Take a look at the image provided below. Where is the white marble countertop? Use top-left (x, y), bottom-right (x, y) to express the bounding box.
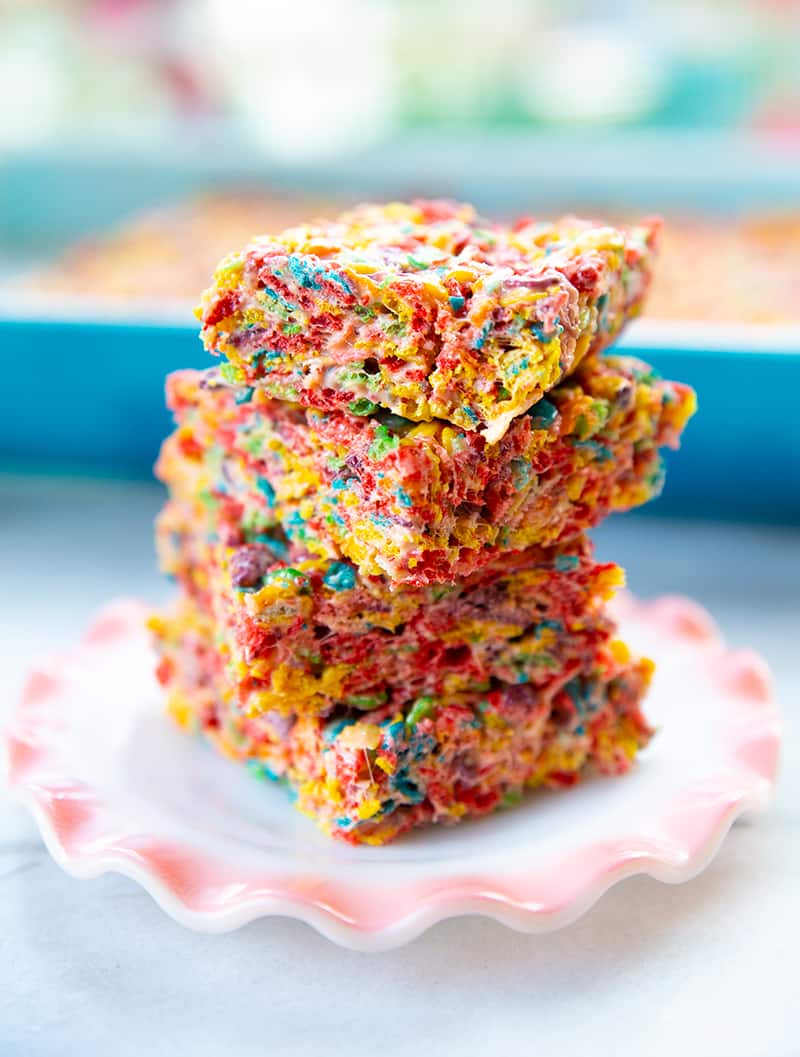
top-left (1, 474), bottom-right (798, 1057)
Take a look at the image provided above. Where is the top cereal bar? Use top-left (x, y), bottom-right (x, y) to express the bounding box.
top-left (198, 200), bottom-right (658, 442)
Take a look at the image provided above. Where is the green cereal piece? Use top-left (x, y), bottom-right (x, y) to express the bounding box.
top-left (368, 424), bottom-right (400, 461)
top-left (197, 490), bottom-right (217, 510)
top-left (405, 695), bottom-right (436, 728)
top-left (214, 255), bottom-right (244, 281)
top-left (348, 398), bottom-right (379, 416)
top-left (574, 414), bottom-right (590, 439)
top-left (590, 399), bottom-right (610, 428)
top-left (220, 362), bottom-right (245, 385)
top-left (346, 692), bottom-right (389, 710)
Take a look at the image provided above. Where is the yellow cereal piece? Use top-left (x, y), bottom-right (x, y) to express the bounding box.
top-left (617, 720), bottom-right (642, 761)
top-left (442, 619), bottom-right (524, 644)
top-left (573, 330), bottom-right (593, 365)
top-left (609, 638), bottom-right (631, 664)
top-left (146, 612), bottom-right (167, 637)
top-left (296, 780), bottom-right (326, 819)
top-left (246, 662), bottom-right (352, 715)
top-left (337, 723), bottom-right (382, 751)
top-left (526, 741), bottom-right (589, 786)
top-left (357, 798), bottom-right (381, 821)
top-left (639, 656), bottom-right (655, 680)
top-left (360, 832), bottom-right (390, 847)
top-left (231, 658), bottom-right (250, 681)
top-left (439, 426), bottom-right (461, 454)
top-left (407, 422), bottom-right (441, 441)
top-left (596, 565), bottom-right (626, 598)
top-left (213, 254), bottom-right (244, 283)
top-left (483, 712), bottom-right (510, 732)
top-left (347, 260), bottom-right (380, 275)
top-left (215, 734), bottom-right (245, 762)
top-left (166, 691), bottom-right (194, 731)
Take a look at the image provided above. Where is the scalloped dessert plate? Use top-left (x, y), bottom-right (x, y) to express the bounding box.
top-left (5, 595), bottom-right (780, 951)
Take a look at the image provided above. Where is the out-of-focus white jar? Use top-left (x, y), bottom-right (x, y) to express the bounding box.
top-left (200, 0), bottom-right (396, 160)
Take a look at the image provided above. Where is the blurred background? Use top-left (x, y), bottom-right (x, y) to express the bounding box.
top-left (3, 0), bottom-right (800, 243)
top-left (0, 0), bottom-right (799, 519)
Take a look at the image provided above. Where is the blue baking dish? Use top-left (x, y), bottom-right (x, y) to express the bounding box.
top-left (619, 327), bottom-right (800, 523)
top-left (3, 136), bottom-right (799, 521)
top-left (0, 312), bottom-right (203, 478)
top-left (2, 307), bottom-right (798, 522)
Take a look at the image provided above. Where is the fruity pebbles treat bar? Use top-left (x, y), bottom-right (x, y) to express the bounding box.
top-left (151, 198), bottom-right (695, 845)
top-left (154, 505), bottom-right (629, 720)
top-left (151, 585), bottom-right (652, 846)
top-left (14, 190), bottom-right (339, 302)
top-left (199, 200), bottom-right (659, 442)
top-left (159, 354), bottom-right (694, 585)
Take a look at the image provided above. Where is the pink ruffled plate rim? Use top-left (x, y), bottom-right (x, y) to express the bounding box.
top-left (4, 595), bottom-right (782, 951)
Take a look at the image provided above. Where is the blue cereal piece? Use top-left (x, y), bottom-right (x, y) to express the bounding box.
top-left (256, 477), bottom-right (275, 505)
top-left (323, 561), bottom-right (357, 591)
top-left (554, 554), bottom-right (580, 572)
top-left (527, 398), bottom-right (558, 429)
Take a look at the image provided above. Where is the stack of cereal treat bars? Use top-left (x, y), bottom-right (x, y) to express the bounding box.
top-left (150, 200), bottom-right (696, 845)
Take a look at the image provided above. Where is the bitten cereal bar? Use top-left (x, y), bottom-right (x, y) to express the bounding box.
top-left (199, 200), bottom-right (659, 441)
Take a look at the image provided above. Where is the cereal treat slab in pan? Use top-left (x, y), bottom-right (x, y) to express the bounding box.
top-left (158, 354), bottom-right (694, 585)
top-left (199, 200), bottom-right (659, 441)
top-left (151, 597), bottom-right (652, 845)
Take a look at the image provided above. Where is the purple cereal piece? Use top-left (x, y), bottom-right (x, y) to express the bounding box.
top-left (229, 544), bottom-right (275, 588)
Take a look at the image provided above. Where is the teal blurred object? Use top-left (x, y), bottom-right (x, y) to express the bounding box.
top-left (2, 316), bottom-right (798, 523)
top-left (4, 132), bottom-right (800, 254)
top-left (0, 318), bottom-right (206, 477)
top-left (620, 342), bottom-right (800, 524)
top-left (3, 142), bottom-right (799, 520)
